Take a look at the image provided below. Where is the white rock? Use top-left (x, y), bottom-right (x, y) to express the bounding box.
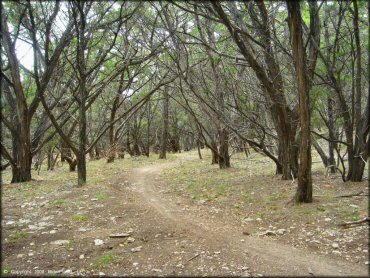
top-left (256, 218), bottom-right (262, 221)
top-left (49, 230), bottom-right (57, 234)
top-left (126, 237), bottom-right (135, 243)
top-left (19, 219), bottom-right (31, 224)
top-left (276, 229), bottom-right (286, 235)
top-left (259, 230), bottom-right (276, 236)
top-left (6, 221), bottom-right (15, 225)
top-left (332, 243), bottom-right (339, 249)
top-left (28, 253), bottom-right (34, 256)
top-left (50, 240), bottom-right (70, 246)
top-left (79, 254), bottom-right (85, 259)
top-left (64, 269), bottom-right (72, 274)
top-left (131, 246), bottom-right (142, 252)
top-left (28, 225), bottom-right (39, 230)
top-left (324, 218), bottom-right (332, 222)
top-left (365, 261), bottom-right (369, 265)
top-left (91, 198), bottom-right (98, 201)
top-left (17, 254), bottom-right (24, 258)
top-left (94, 239), bottom-right (104, 246)
top-left (133, 262), bottom-right (139, 266)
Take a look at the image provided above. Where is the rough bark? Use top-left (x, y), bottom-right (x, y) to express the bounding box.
top-left (287, 1), bottom-right (313, 203)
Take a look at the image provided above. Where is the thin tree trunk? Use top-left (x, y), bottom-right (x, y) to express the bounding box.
top-left (159, 86), bottom-right (169, 159)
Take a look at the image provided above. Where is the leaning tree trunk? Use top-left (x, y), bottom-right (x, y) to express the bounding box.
top-left (159, 86), bottom-right (169, 159)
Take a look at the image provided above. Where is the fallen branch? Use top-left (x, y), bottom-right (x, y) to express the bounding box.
top-left (336, 191), bottom-right (366, 198)
top-left (187, 253), bottom-right (200, 262)
top-left (339, 217), bottom-right (370, 227)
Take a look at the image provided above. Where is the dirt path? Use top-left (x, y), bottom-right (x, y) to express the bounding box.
top-left (128, 157), bottom-right (367, 277)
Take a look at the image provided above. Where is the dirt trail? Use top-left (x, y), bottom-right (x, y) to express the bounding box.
top-left (129, 157), bottom-right (368, 277)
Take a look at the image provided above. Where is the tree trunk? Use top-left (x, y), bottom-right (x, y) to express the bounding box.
top-left (327, 95), bottom-right (336, 173)
top-left (218, 128), bottom-right (230, 169)
top-left (197, 138), bottom-right (202, 159)
top-left (210, 140), bottom-right (219, 164)
top-left (159, 86), bottom-right (169, 159)
top-left (76, 5), bottom-right (87, 187)
top-left (287, 1), bottom-right (313, 203)
top-left (279, 133), bottom-right (298, 180)
top-left (11, 122), bottom-right (32, 183)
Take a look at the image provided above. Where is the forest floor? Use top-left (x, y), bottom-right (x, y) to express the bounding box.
top-left (1, 150), bottom-right (369, 277)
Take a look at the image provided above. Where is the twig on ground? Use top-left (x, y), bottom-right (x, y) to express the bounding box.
top-left (338, 217), bottom-right (370, 228)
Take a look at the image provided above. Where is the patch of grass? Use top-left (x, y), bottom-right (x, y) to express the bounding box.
top-left (294, 204), bottom-right (314, 215)
top-left (241, 191), bottom-right (256, 204)
top-left (95, 191), bottom-right (109, 200)
top-left (71, 214), bottom-right (88, 222)
top-left (6, 231), bottom-right (28, 243)
top-left (93, 252), bottom-right (117, 269)
top-left (317, 205), bottom-right (326, 212)
top-left (2, 266), bottom-right (12, 276)
top-left (339, 207), bottom-right (360, 221)
top-left (51, 199), bottom-right (65, 206)
top-left (267, 192), bottom-right (286, 202)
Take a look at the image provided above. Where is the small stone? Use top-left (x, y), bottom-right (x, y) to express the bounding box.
top-left (126, 237), bottom-right (135, 243)
top-left (79, 254), bottom-right (85, 259)
top-left (28, 225), bottom-right (38, 230)
top-left (91, 198), bottom-right (98, 201)
top-left (365, 261), bottom-right (369, 265)
top-left (277, 229), bottom-right (286, 235)
top-left (6, 221), bottom-right (15, 225)
top-left (259, 230), bottom-right (276, 236)
top-left (49, 230), bottom-right (57, 234)
top-left (133, 262), bottom-right (139, 266)
top-left (64, 269), bottom-right (72, 274)
top-left (256, 218), bottom-right (262, 221)
top-left (50, 240), bottom-right (70, 246)
top-left (131, 246), bottom-right (142, 252)
top-left (332, 243), bottom-right (339, 249)
top-left (28, 253), bottom-right (34, 256)
top-left (240, 239), bottom-right (245, 242)
top-left (17, 254), bottom-right (24, 258)
top-left (332, 250), bottom-right (341, 255)
top-left (324, 218), bottom-right (332, 222)
top-left (30, 242), bottom-right (35, 246)
top-left (94, 239), bottom-right (104, 246)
